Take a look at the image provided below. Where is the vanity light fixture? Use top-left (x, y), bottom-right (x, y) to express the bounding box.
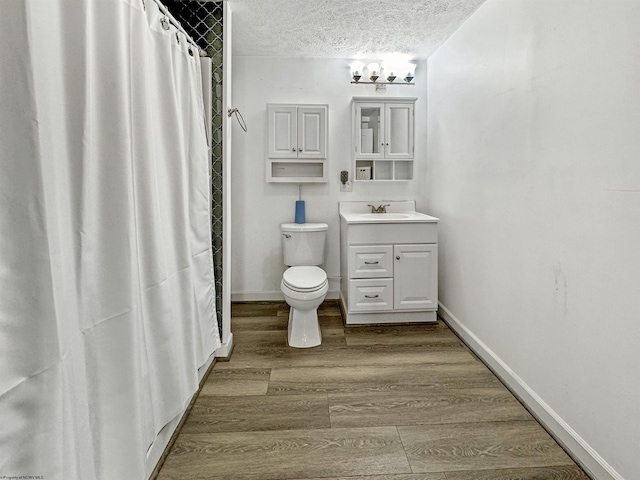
top-left (350, 60), bottom-right (415, 85)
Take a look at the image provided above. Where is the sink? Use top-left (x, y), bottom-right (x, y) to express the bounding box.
top-left (340, 201), bottom-right (440, 225)
top-left (359, 213), bottom-right (412, 220)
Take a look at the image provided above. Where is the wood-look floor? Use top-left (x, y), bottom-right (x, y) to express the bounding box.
top-left (156, 301), bottom-right (590, 480)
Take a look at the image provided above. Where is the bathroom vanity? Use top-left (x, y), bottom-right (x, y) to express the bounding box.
top-left (339, 201), bottom-right (439, 325)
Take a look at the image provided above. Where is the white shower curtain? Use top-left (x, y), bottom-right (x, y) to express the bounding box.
top-left (0, 1), bottom-right (220, 478)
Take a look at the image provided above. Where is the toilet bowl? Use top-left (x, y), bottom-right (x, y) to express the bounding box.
top-left (281, 265), bottom-right (328, 348)
top-left (280, 222), bottom-right (328, 348)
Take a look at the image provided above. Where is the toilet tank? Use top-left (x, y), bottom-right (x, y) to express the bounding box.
top-left (281, 223), bottom-right (328, 266)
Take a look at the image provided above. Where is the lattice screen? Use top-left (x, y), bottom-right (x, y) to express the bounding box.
top-left (164, 0), bottom-right (224, 333)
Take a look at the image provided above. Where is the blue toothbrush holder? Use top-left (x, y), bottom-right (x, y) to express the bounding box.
top-left (295, 200), bottom-right (305, 224)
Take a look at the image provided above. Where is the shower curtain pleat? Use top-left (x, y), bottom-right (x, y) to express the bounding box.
top-left (0, 1), bottom-right (221, 478)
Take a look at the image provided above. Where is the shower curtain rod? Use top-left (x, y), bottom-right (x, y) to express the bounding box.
top-left (147, 0), bottom-right (208, 57)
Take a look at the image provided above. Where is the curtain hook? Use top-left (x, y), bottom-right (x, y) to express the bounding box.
top-left (160, 17), bottom-right (170, 31)
top-left (141, 0), bottom-right (145, 10)
top-left (176, 32), bottom-right (180, 44)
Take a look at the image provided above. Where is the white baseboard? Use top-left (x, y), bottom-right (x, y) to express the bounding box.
top-left (325, 290), bottom-right (340, 300)
top-left (214, 333), bottom-right (234, 359)
top-left (438, 302), bottom-right (624, 480)
top-left (231, 278), bottom-right (341, 302)
top-left (231, 290), bottom-right (284, 302)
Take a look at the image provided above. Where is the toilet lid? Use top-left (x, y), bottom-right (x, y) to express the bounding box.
top-left (283, 266), bottom-right (327, 292)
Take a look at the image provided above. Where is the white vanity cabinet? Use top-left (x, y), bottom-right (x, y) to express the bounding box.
top-left (267, 104), bottom-right (328, 183)
top-left (352, 97), bottom-right (416, 181)
top-left (339, 202), bottom-right (439, 325)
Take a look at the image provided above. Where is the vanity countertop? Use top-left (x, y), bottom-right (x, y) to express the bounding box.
top-left (339, 200), bottom-right (439, 224)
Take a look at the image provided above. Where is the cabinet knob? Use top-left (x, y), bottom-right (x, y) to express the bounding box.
top-left (396, 256), bottom-right (400, 260)
top-left (291, 148), bottom-right (296, 151)
top-left (298, 148), bottom-right (302, 152)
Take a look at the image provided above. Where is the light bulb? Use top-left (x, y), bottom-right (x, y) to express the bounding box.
top-left (367, 63), bottom-right (380, 82)
top-left (350, 61), bottom-right (364, 82)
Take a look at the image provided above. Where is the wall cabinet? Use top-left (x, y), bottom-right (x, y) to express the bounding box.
top-left (352, 97), bottom-right (416, 181)
top-left (267, 104), bottom-right (327, 182)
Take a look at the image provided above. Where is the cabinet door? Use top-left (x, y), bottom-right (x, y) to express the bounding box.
top-left (298, 106), bottom-right (327, 158)
top-left (355, 103), bottom-right (385, 158)
top-left (393, 244), bottom-right (437, 310)
top-left (385, 103), bottom-right (414, 159)
top-left (268, 105), bottom-right (297, 158)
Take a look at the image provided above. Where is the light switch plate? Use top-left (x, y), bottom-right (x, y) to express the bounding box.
top-left (340, 180), bottom-right (353, 192)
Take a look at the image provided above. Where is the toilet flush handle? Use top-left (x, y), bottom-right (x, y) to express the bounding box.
top-left (282, 233), bottom-right (291, 239)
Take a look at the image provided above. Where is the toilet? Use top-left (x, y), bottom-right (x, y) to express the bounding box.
top-left (280, 222), bottom-right (329, 348)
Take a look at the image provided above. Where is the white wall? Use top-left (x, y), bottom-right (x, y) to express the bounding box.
top-left (231, 57), bottom-right (428, 300)
top-left (426, 1), bottom-right (640, 479)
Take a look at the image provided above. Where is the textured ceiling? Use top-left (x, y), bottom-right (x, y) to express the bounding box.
top-left (226, 0), bottom-right (486, 58)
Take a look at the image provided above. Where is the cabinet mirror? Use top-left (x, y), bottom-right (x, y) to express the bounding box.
top-left (360, 106), bottom-right (381, 154)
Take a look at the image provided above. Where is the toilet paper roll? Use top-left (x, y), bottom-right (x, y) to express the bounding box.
top-left (295, 200), bottom-right (305, 224)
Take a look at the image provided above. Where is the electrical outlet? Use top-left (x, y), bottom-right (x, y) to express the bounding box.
top-left (340, 180), bottom-right (353, 192)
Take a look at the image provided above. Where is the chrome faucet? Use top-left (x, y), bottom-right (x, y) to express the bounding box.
top-left (367, 204), bottom-right (390, 213)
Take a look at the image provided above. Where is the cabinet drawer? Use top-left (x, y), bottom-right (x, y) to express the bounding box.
top-left (348, 279), bottom-right (393, 312)
top-left (348, 245), bottom-right (393, 278)
top-left (348, 223), bottom-right (437, 244)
